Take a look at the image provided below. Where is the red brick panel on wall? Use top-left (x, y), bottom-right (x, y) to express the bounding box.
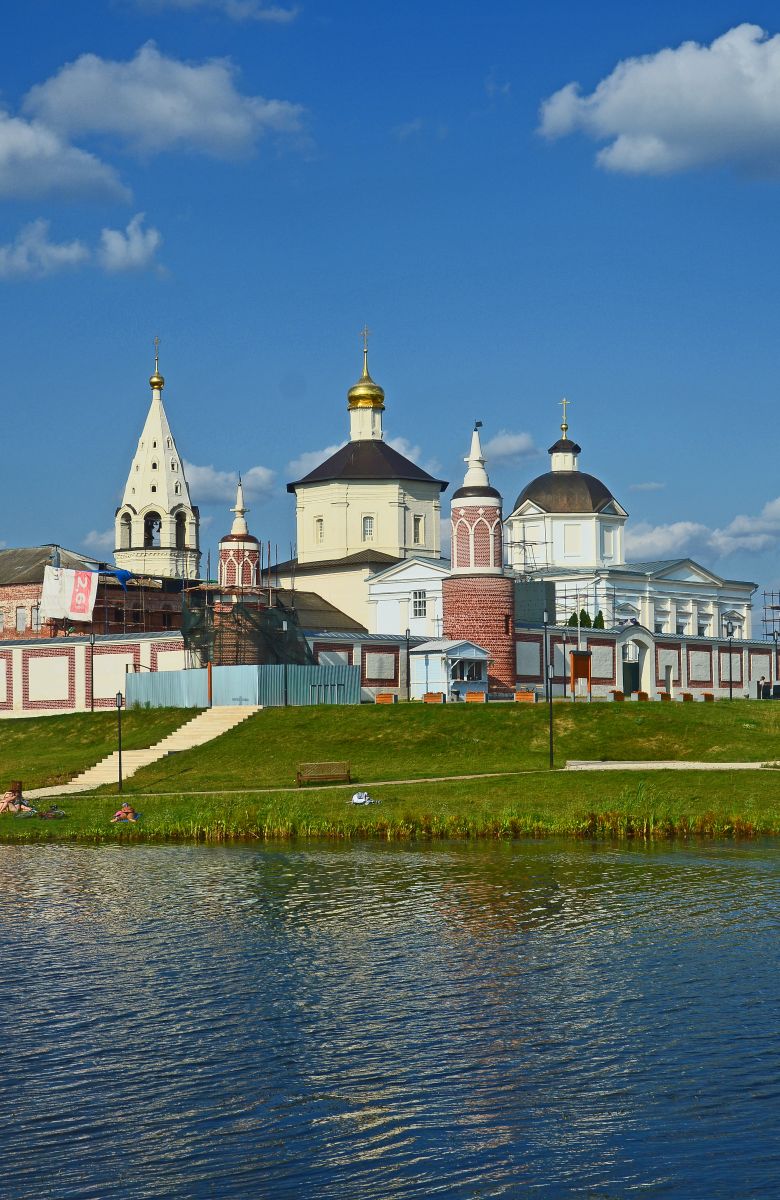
top-left (86, 642), bottom-right (141, 709)
top-left (23, 645), bottom-right (76, 711)
top-left (586, 637), bottom-right (616, 685)
top-left (719, 647), bottom-right (743, 687)
top-left (361, 645), bottom-right (399, 687)
top-left (655, 642), bottom-right (681, 687)
top-left (0, 650), bottom-right (12, 711)
top-left (150, 639), bottom-right (185, 672)
top-left (313, 642), bottom-right (354, 666)
top-left (686, 647), bottom-right (713, 687)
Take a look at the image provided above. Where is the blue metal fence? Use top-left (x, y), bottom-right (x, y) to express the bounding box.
top-left (127, 664), bottom-right (360, 709)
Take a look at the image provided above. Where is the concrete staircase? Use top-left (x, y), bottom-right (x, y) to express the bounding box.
top-left (27, 706), bottom-right (261, 800)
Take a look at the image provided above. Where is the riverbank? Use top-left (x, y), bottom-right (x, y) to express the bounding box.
top-left (3, 767), bottom-right (779, 843)
top-left (3, 703), bottom-right (780, 844)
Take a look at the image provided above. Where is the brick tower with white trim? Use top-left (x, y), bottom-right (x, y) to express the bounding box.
top-left (442, 424), bottom-right (515, 691)
top-left (218, 478), bottom-right (260, 589)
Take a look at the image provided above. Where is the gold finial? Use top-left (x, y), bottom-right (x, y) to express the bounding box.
top-left (348, 326), bottom-right (384, 410)
top-left (149, 334), bottom-right (165, 390)
top-left (559, 396), bottom-right (570, 438)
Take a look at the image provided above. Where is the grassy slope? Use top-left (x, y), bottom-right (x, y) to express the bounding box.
top-left (0, 709), bottom-right (191, 790)
top-left (2, 702), bottom-right (779, 844)
top-left (111, 701), bottom-right (780, 795)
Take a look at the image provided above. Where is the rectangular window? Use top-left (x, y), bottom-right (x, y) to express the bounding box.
top-left (412, 590), bottom-right (427, 618)
top-left (362, 515), bottom-right (374, 542)
top-left (314, 518), bottom-right (324, 544)
top-left (654, 621), bottom-right (666, 634)
top-left (676, 620), bottom-right (687, 636)
top-left (16, 607), bottom-right (27, 633)
top-left (31, 605), bottom-right (41, 632)
top-left (413, 515), bottom-right (424, 545)
top-left (697, 621), bottom-right (710, 638)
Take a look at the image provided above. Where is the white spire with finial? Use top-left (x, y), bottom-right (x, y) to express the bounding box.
top-left (230, 475), bottom-right (249, 537)
top-left (463, 420), bottom-right (491, 489)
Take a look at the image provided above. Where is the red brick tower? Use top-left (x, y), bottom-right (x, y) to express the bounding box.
top-left (218, 478), bottom-right (260, 589)
top-left (442, 424), bottom-right (515, 690)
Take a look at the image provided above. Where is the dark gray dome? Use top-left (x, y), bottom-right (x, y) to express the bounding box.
top-left (513, 470), bottom-right (615, 514)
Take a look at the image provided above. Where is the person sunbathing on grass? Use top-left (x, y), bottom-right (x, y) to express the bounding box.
top-left (111, 803), bottom-right (139, 823)
top-left (0, 785), bottom-right (35, 815)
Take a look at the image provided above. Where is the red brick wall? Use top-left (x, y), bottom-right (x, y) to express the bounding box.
top-left (442, 575), bottom-right (515, 690)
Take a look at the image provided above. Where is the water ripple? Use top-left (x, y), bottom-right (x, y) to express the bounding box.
top-left (0, 840), bottom-right (778, 1198)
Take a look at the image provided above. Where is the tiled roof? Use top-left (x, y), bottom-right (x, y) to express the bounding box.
top-left (287, 440), bottom-right (447, 492)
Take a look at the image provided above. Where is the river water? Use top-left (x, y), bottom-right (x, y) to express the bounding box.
top-left (0, 839), bottom-right (777, 1199)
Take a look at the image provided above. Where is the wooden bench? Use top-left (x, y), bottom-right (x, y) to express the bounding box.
top-left (423, 692), bottom-right (446, 704)
top-left (514, 690), bottom-right (536, 703)
top-left (296, 761), bottom-right (351, 787)
top-left (465, 691), bottom-right (487, 703)
top-left (374, 693), bottom-right (397, 704)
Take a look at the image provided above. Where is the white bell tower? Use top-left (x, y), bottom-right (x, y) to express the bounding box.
top-left (114, 340), bottom-right (201, 579)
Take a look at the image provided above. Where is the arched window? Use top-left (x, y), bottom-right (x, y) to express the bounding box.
top-left (473, 519), bottom-right (491, 565)
top-left (171, 461), bottom-right (177, 471)
top-left (175, 483), bottom-right (181, 495)
top-left (166, 438), bottom-right (172, 448)
top-left (175, 512), bottom-right (187, 550)
top-left (150, 485), bottom-right (157, 493)
top-left (151, 461), bottom-right (158, 470)
top-left (144, 512), bottom-right (162, 548)
top-left (241, 560), bottom-right (252, 585)
top-left (120, 513), bottom-right (132, 550)
top-left (362, 515), bottom-right (374, 542)
top-left (226, 560), bottom-right (237, 586)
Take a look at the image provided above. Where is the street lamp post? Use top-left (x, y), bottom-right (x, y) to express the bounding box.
top-left (89, 631), bottom-right (96, 712)
top-left (544, 610), bottom-right (554, 768)
top-left (115, 691), bottom-right (124, 792)
top-left (726, 620), bottom-right (735, 701)
top-left (773, 630), bottom-right (780, 696)
top-left (405, 628), bottom-right (411, 701)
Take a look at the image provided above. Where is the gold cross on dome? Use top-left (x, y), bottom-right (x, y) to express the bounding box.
top-left (559, 396), bottom-right (571, 434)
top-left (360, 324), bottom-right (371, 352)
top-left (154, 334), bottom-right (160, 371)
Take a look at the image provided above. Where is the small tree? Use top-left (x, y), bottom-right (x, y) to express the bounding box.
top-left (579, 608), bottom-right (592, 628)
top-left (593, 610), bottom-right (605, 629)
top-left (567, 611), bottom-right (579, 626)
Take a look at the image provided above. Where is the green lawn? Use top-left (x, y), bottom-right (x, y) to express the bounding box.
top-left (0, 709), bottom-right (191, 791)
top-left (110, 700), bottom-right (780, 795)
top-left (2, 701), bottom-right (780, 844)
top-left (1, 767), bottom-right (778, 843)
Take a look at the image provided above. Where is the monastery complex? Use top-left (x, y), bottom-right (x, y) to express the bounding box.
top-left (0, 338), bottom-right (770, 714)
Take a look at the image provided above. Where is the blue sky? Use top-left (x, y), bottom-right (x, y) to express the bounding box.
top-left (5, 1), bottom-right (780, 596)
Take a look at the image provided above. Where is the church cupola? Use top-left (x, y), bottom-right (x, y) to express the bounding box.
top-left (443, 423), bottom-right (515, 692)
top-left (114, 339), bottom-right (201, 580)
top-left (218, 477), bottom-right (260, 590)
top-left (548, 397), bottom-right (582, 472)
top-left (348, 326), bottom-right (385, 441)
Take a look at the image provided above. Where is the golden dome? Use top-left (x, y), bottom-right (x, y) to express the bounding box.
top-left (347, 347), bottom-right (385, 410)
top-left (149, 369), bottom-right (165, 390)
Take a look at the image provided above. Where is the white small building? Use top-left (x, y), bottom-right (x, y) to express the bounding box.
top-left (368, 556), bottom-right (450, 637)
top-left (409, 638), bottom-right (489, 701)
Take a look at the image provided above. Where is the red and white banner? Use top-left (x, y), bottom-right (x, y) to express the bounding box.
top-left (39, 567), bottom-right (99, 624)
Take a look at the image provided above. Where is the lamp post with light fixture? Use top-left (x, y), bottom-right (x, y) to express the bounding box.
top-left (726, 621), bottom-right (735, 701)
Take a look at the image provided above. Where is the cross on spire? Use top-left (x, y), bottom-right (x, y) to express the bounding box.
top-left (360, 324), bottom-right (371, 352)
top-left (559, 395), bottom-right (571, 436)
top-left (153, 335), bottom-right (160, 372)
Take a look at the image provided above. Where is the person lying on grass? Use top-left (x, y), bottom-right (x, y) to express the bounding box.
top-left (111, 803), bottom-right (140, 823)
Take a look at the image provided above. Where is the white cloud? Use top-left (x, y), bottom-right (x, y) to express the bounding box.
top-left (286, 443), bottom-right (345, 479)
top-left (98, 213), bottom-right (162, 272)
top-left (539, 23), bottom-right (780, 176)
top-left (24, 41), bottom-right (304, 157)
top-left (0, 112), bottom-right (128, 200)
top-left (183, 461), bottom-right (275, 503)
top-left (140, 0), bottom-right (298, 20)
top-left (0, 220), bottom-right (89, 279)
top-left (625, 520), bottom-right (710, 560)
top-left (386, 435), bottom-right (423, 462)
top-left (485, 70), bottom-right (511, 100)
top-left (629, 481), bottom-right (665, 492)
top-left (83, 528), bottom-right (116, 552)
top-left (482, 430), bottom-right (539, 463)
